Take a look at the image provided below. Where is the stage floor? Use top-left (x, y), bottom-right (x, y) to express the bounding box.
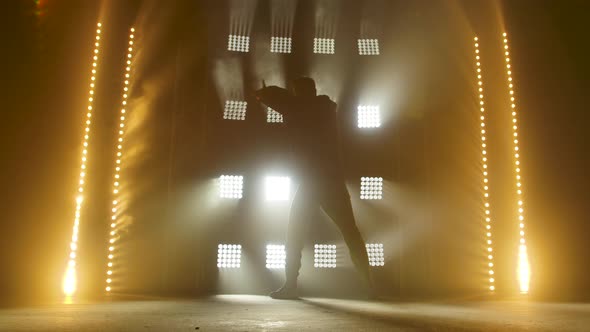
top-left (0, 295), bottom-right (589, 331)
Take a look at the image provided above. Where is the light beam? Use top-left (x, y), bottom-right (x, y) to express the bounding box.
top-left (502, 33), bottom-right (530, 295)
top-left (105, 27), bottom-right (136, 293)
top-left (473, 37), bottom-right (495, 292)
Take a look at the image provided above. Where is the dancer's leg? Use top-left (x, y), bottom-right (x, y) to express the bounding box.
top-left (320, 180), bottom-right (373, 289)
top-left (271, 182), bottom-right (317, 299)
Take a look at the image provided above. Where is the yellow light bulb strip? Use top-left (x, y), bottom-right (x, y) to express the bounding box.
top-left (473, 37), bottom-right (495, 292)
top-left (62, 22), bottom-right (103, 297)
top-left (105, 27), bottom-right (135, 293)
top-left (502, 32), bottom-right (530, 294)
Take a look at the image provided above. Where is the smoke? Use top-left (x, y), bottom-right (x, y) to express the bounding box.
top-left (271, 0), bottom-right (297, 37)
top-left (314, 0), bottom-right (340, 38)
top-left (229, 0), bottom-right (259, 36)
top-left (117, 0), bottom-right (203, 231)
top-left (213, 57), bottom-right (245, 105)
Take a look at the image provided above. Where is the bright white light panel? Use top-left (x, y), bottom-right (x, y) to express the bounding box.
top-left (360, 177), bottom-right (383, 200)
top-left (217, 244), bottom-right (242, 268)
top-left (366, 243), bottom-right (385, 267)
top-left (357, 105), bottom-right (381, 128)
top-left (219, 175), bottom-right (243, 199)
top-left (358, 39), bottom-right (380, 55)
top-left (270, 36), bottom-right (292, 53)
top-left (227, 34), bottom-right (250, 52)
top-left (266, 244), bottom-right (286, 269)
top-left (313, 38), bottom-right (335, 54)
top-left (266, 107), bottom-right (284, 123)
top-left (314, 244), bottom-right (337, 268)
top-left (223, 100), bottom-right (247, 121)
top-left (265, 176), bottom-right (290, 201)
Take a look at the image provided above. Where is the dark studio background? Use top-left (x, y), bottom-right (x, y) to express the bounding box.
top-left (0, 0), bottom-right (588, 305)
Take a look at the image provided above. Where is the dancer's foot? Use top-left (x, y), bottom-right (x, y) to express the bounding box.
top-left (270, 285), bottom-right (299, 300)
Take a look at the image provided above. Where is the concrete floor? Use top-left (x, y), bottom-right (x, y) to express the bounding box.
top-left (0, 295), bottom-right (589, 331)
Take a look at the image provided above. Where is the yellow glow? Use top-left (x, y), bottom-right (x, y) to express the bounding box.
top-left (62, 266), bottom-right (77, 296)
top-left (518, 245), bottom-right (531, 294)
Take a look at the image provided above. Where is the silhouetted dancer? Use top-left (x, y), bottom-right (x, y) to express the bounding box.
top-left (255, 77), bottom-right (375, 299)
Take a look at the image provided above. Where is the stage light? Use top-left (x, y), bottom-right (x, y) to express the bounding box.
top-left (357, 39), bottom-right (380, 55)
top-left (266, 107), bottom-right (284, 123)
top-left (265, 176), bottom-right (290, 201)
top-left (360, 177), bottom-right (383, 200)
top-left (104, 27), bottom-right (135, 294)
top-left (219, 175), bottom-right (244, 199)
top-left (270, 36), bottom-right (292, 53)
top-left (266, 244), bottom-right (286, 269)
top-left (223, 100), bottom-right (247, 121)
top-left (357, 105), bottom-right (381, 128)
top-left (502, 33), bottom-right (530, 294)
top-left (366, 243), bottom-right (384, 267)
top-left (313, 38), bottom-right (335, 54)
top-left (217, 244), bottom-right (242, 269)
top-left (473, 36), bottom-right (495, 292)
top-left (227, 34), bottom-right (250, 52)
top-left (314, 244), bottom-right (336, 268)
top-left (62, 22), bottom-right (102, 297)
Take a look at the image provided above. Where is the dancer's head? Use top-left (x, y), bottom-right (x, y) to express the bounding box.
top-left (292, 77), bottom-right (316, 97)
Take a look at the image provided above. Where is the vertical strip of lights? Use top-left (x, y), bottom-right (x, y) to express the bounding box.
top-left (62, 22), bottom-right (103, 296)
top-left (105, 27), bottom-right (135, 293)
top-left (474, 37), bottom-right (495, 292)
top-left (502, 32), bottom-right (530, 294)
